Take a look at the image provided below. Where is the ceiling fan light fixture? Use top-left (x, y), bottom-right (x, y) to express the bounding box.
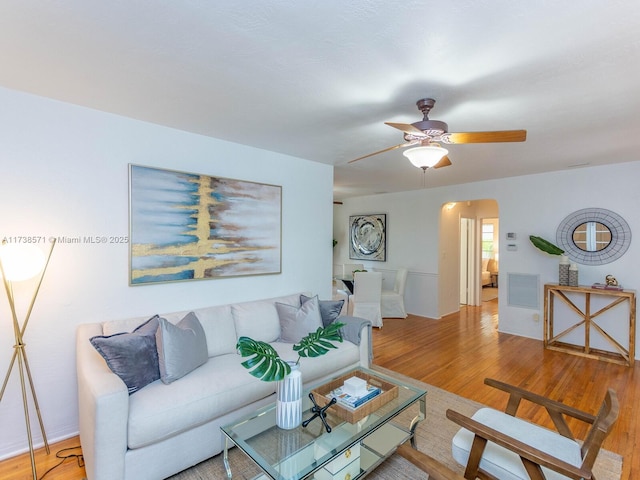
top-left (403, 145), bottom-right (449, 169)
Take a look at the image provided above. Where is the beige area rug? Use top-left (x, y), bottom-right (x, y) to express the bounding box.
top-left (169, 366), bottom-right (622, 479)
top-left (482, 287), bottom-right (498, 302)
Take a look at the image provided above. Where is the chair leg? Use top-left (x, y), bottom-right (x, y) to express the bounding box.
top-left (396, 443), bottom-right (465, 480)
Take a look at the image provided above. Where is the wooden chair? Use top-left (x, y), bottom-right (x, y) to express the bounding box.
top-left (396, 443), bottom-right (466, 480)
top-left (446, 378), bottom-right (619, 480)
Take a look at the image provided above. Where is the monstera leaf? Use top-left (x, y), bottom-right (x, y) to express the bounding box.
top-left (294, 322), bottom-right (344, 358)
top-left (236, 322), bottom-right (345, 382)
top-left (236, 337), bottom-right (291, 382)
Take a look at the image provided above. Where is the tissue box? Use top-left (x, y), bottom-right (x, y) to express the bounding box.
top-left (342, 376), bottom-right (368, 397)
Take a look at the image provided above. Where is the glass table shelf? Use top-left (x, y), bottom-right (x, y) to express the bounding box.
top-left (221, 367), bottom-right (427, 480)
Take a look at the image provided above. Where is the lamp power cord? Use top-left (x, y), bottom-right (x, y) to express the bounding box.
top-left (37, 445), bottom-right (84, 480)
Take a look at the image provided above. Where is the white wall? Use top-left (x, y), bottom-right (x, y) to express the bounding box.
top-left (334, 161), bottom-right (640, 358)
top-left (0, 87), bottom-right (334, 459)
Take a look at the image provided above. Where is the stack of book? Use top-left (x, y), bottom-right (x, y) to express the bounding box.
top-left (591, 283), bottom-right (623, 291)
top-left (330, 383), bottom-right (382, 410)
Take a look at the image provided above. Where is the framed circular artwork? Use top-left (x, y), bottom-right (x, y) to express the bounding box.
top-left (349, 214), bottom-right (386, 261)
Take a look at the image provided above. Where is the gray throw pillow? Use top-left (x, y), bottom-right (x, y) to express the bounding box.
top-left (276, 295), bottom-right (323, 343)
top-left (90, 315), bottom-right (160, 395)
top-left (300, 294), bottom-right (344, 327)
top-left (156, 312), bottom-right (208, 384)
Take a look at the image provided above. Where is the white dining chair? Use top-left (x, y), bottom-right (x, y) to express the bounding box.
top-left (348, 271), bottom-right (383, 328)
top-left (381, 268), bottom-right (408, 318)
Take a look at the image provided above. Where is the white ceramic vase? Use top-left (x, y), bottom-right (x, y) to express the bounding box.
top-left (276, 361), bottom-right (302, 429)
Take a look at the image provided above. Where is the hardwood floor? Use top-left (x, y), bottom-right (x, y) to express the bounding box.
top-left (373, 300), bottom-right (639, 480)
top-left (1, 298), bottom-right (637, 479)
top-left (0, 436), bottom-right (85, 480)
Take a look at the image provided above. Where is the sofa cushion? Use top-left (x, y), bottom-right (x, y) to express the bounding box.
top-left (127, 353), bottom-right (276, 448)
top-left (277, 296), bottom-right (323, 343)
top-left (300, 294), bottom-right (344, 327)
top-left (191, 304), bottom-right (237, 357)
top-left (156, 313), bottom-right (208, 384)
top-left (232, 301), bottom-right (281, 343)
top-left (103, 314), bottom-right (160, 336)
top-left (89, 315), bottom-right (160, 395)
top-left (232, 293), bottom-right (302, 343)
top-left (127, 341), bottom-right (361, 449)
top-left (103, 305), bottom-right (237, 358)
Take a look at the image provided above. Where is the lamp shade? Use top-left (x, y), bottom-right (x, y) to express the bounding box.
top-left (0, 244), bottom-right (46, 281)
top-left (403, 145), bottom-right (449, 169)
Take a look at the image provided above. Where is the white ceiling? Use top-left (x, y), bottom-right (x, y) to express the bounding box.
top-left (2, 1), bottom-right (639, 201)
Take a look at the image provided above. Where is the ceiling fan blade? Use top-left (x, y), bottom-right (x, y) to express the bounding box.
top-left (348, 141), bottom-right (416, 163)
top-left (385, 122), bottom-right (427, 136)
top-left (446, 130), bottom-right (527, 144)
top-left (433, 155), bottom-right (452, 169)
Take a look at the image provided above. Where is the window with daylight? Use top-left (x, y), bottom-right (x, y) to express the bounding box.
top-left (482, 223), bottom-right (494, 259)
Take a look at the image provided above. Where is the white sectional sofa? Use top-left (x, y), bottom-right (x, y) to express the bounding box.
top-left (76, 292), bottom-right (371, 480)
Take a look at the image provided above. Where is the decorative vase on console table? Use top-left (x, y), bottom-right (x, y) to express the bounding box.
top-left (569, 263), bottom-right (579, 287)
top-left (276, 361), bottom-right (302, 429)
top-left (559, 255), bottom-right (570, 286)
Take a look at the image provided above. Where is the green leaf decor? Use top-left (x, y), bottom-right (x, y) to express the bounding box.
top-left (294, 322), bottom-right (343, 358)
top-left (236, 322), bottom-right (345, 382)
top-left (529, 235), bottom-right (564, 255)
top-left (236, 337), bottom-right (291, 382)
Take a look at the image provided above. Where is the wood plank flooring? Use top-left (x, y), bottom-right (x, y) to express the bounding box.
top-left (1, 298), bottom-right (637, 479)
top-left (374, 300), bottom-right (639, 480)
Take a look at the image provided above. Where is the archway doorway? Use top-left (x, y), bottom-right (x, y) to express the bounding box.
top-left (438, 199), bottom-right (499, 316)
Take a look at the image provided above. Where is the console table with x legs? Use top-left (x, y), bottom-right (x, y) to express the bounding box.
top-left (544, 283), bottom-right (636, 366)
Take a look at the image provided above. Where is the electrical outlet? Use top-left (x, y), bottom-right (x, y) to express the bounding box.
top-left (532, 313), bottom-right (540, 323)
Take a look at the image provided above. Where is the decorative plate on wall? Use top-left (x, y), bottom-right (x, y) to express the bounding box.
top-left (349, 214), bottom-right (386, 261)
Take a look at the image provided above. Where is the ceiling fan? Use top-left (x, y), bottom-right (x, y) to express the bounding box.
top-left (349, 98), bottom-right (527, 170)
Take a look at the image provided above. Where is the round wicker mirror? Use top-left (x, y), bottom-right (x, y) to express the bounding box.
top-left (556, 208), bottom-right (631, 265)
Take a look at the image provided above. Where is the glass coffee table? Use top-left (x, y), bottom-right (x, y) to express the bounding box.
top-left (221, 367), bottom-right (427, 479)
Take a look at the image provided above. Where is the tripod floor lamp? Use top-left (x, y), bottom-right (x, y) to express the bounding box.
top-left (0, 239), bottom-right (55, 480)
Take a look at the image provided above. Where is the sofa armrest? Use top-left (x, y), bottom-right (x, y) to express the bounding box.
top-left (338, 316), bottom-right (372, 368)
top-left (76, 323), bottom-right (130, 480)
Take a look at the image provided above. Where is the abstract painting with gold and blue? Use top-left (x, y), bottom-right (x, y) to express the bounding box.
top-left (129, 165), bottom-right (281, 285)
